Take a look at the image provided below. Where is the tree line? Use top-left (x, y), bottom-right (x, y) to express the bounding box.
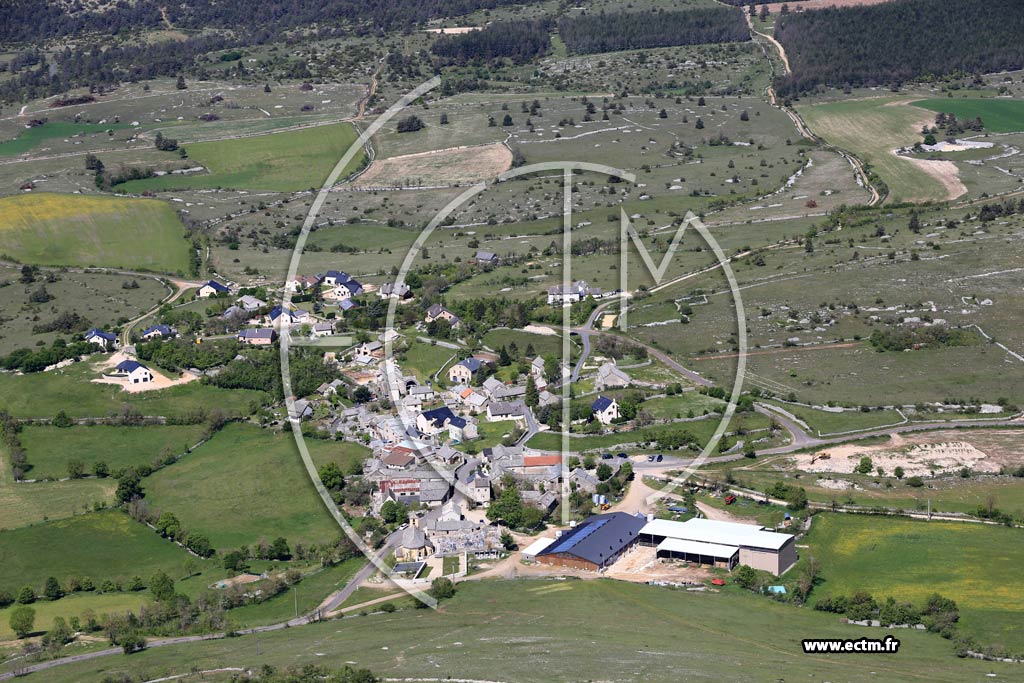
top-left (557, 7), bottom-right (749, 55)
top-left (430, 19), bottom-right (552, 65)
top-left (774, 0), bottom-right (1024, 95)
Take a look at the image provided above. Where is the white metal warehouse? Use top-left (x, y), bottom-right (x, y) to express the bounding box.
top-left (638, 517), bottom-right (797, 576)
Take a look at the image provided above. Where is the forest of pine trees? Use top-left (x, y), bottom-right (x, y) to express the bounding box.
top-left (774, 0), bottom-right (1024, 95)
top-left (557, 7), bottom-right (749, 55)
top-left (430, 19), bottom-right (552, 65)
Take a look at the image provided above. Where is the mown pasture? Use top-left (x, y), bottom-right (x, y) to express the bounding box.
top-left (0, 193), bottom-right (192, 273)
top-left (144, 423), bottom-right (354, 550)
top-left (116, 122), bottom-right (364, 193)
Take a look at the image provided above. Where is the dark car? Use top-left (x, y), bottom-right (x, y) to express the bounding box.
top-left (655, 454), bottom-right (663, 462)
top-left (601, 453), bottom-right (613, 460)
top-left (616, 452), bottom-right (628, 459)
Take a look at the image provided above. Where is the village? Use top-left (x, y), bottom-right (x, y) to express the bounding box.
top-left (71, 258), bottom-right (800, 593)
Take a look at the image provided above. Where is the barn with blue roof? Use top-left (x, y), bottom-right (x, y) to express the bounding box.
top-left (536, 512), bottom-right (646, 571)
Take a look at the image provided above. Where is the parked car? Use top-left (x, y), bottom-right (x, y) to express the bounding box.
top-left (655, 454), bottom-right (663, 462)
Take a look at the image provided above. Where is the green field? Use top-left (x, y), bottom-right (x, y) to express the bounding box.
top-left (806, 513), bottom-right (1024, 653)
top-left (913, 98), bottom-right (1024, 134)
top-left (0, 475), bottom-right (114, 531)
top-left (764, 402), bottom-right (907, 436)
top-left (0, 193), bottom-right (191, 273)
top-left (20, 579), bottom-right (1017, 683)
top-left (0, 361), bottom-right (269, 419)
top-left (144, 423), bottom-right (346, 550)
top-left (117, 122), bottom-right (364, 193)
top-left (0, 591), bottom-right (148, 640)
top-left (19, 424), bottom-right (209, 480)
top-left (799, 97), bottom-right (949, 203)
top-left (0, 122), bottom-right (127, 157)
top-left (0, 510), bottom-right (208, 596)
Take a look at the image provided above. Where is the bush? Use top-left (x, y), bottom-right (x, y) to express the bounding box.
top-left (396, 115), bottom-right (424, 133)
top-left (429, 577), bottom-right (456, 601)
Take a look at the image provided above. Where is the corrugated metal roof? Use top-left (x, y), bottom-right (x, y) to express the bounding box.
top-left (641, 518), bottom-right (791, 551)
top-left (656, 537), bottom-right (738, 559)
top-left (521, 537), bottom-right (555, 558)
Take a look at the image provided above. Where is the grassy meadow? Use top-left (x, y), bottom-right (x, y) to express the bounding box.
top-left (0, 193), bottom-right (191, 273)
top-left (0, 122), bottom-right (128, 157)
top-left (0, 361), bottom-right (268, 419)
top-left (117, 122), bottom-right (364, 193)
top-left (806, 513), bottom-right (1024, 652)
top-left (0, 510), bottom-right (205, 596)
top-left (912, 98), bottom-right (1024, 134)
top-left (19, 424), bottom-right (209, 480)
top-left (798, 97), bottom-right (948, 203)
top-left (144, 423), bottom-right (348, 550)
top-left (18, 579), bottom-right (1018, 683)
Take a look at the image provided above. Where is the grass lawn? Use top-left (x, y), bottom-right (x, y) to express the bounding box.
top-left (0, 121), bottom-right (128, 157)
top-left (0, 361), bottom-right (269, 419)
top-left (398, 340), bottom-right (456, 383)
top-left (20, 424), bottom-right (209, 480)
top-left (226, 557), bottom-right (365, 628)
top-left (117, 122), bottom-right (364, 193)
top-left (912, 98), bottom-right (1024, 134)
top-left (806, 513), bottom-right (1024, 653)
top-left (24, 579), bottom-right (1018, 683)
top-left (798, 97), bottom-right (947, 203)
top-left (0, 509), bottom-right (210, 596)
top-left (0, 193), bottom-right (191, 274)
top-left (144, 423), bottom-right (343, 550)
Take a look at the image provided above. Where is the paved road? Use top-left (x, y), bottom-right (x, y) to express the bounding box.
top-left (319, 533), bottom-right (402, 614)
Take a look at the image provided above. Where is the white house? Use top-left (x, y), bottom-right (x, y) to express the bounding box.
top-left (322, 270), bottom-right (350, 287)
top-left (448, 357), bottom-right (485, 385)
top-left (114, 360), bottom-right (154, 384)
top-left (140, 324), bottom-right (175, 341)
top-left (311, 321), bottom-right (335, 338)
top-left (591, 396), bottom-right (619, 424)
top-left (197, 280), bottom-right (231, 298)
top-left (333, 279), bottom-right (363, 299)
top-left (547, 280), bottom-right (590, 305)
top-left (84, 328), bottom-right (118, 351)
top-left (416, 406), bottom-right (456, 437)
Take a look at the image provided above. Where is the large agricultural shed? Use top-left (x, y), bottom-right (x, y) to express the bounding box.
top-left (536, 512), bottom-right (646, 571)
top-left (638, 518), bottom-right (797, 576)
